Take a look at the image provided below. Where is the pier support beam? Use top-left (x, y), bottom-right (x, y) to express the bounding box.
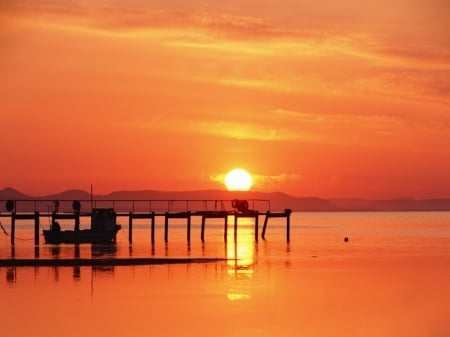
top-left (286, 210), bottom-right (291, 243)
top-left (164, 213), bottom-right (169, 242)
top-left (187, 212), bottom-right (191, 243)
top-left (34, 212), bottom-right (40, 245)
top-left (164, 212), bottom-right (191, 243)
top-left (11, 212), bottom-right (39, 246)
top-left (11, 213), bottom-right (15, 246)
top-left (150, 214), bottom-right (155, 244)
top-left (262, 211), bottom-right (269, 239)
top-left (199, 212), bottom-right (228, 243)
top-left (262, 209), bottom-right (292, 242)
top-left (128, 212), bottom-right (156, 244)
top-left (128, 212), bottom-right (133, 243)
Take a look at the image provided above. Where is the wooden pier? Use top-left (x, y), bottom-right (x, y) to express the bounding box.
top-left (262, 209), bottom-right (293, 243)
top-left (0, 199), bottom-right (292, 245)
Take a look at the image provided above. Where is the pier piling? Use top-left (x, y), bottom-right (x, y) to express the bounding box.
top-left (34, 211), bottom-right (39, 245)
top-left (261, 209), bottom-right (292, 242)
top-left (199, 211), bottom-right (228, 243)
top-left (10, 212), bottom-right (39, 246)
top-left (164, 212), bottom-right (191, 243)
top-left (127, 212), bottom-right (156, 244)
top-left (11, 212), bottom-right (15, 246)
top-left (129, 212), bottom-right (133, 243)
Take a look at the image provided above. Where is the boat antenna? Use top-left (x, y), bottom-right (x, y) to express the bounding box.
top-left (90, 184), bottom-right (93, 209)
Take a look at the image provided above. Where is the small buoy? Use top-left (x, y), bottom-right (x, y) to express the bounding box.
top-left (344, 237), bottom-right (349, 242)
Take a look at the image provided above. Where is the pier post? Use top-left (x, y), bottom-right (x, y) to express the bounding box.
top-left (200, 212), bottom-right (228, 242)
top-left (224, 215), bottom-right (228, 242)
top-left (201, 215), bottom-right (206, 243)
top-left (262, 211), bottom-right (269, 240)
top-left (261, 209), bottom-right (291, 241)
top-left (254, 213), bottom-right (259, 242)
top-left (187, 211), bottom-right (191, 243)
top-left (34, 211), bottom-right (40, 245)
top-left (234, 213), bottom-right (238, 241)
top-left (74, 212), bottom-right (80, 232)
top-left (164, 212), bottom-right (169, 243)
top-left (286, 209), bottom-right (291, 243)
top-left (128, 212), bottom-right (133, 244)
top-left (11, 212), bottom-right (15, 246)
top-left (151, 212), bottom-right (155, 245)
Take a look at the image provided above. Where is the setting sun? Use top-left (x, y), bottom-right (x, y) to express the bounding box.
top-left (224, 168), bottom-right (253, 191)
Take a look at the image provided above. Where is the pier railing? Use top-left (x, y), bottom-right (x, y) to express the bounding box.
top-left (0, 199), bottom-right (272, 213)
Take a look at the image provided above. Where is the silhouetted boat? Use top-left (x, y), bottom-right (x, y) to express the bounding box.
top-left (43, 208), bottom-right (121, 244)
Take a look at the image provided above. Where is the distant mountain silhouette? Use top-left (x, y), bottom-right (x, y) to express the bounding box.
top-left (102, 190), bottom-right (335, 211)
top-left (0, 187), bottom-right (449, 211)
top-left (0, 187), bottom-right (31, 200)
top-left (41, 189), bottom-right (92, 200)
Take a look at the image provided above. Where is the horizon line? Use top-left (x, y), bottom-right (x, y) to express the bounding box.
top-left (1, 186), bottom-right (450, 201)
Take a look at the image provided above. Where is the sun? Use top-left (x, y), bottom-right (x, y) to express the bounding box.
top-left (224, 168), bottom-right (253, 191)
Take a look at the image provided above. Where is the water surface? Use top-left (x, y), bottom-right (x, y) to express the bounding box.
top-left (1, 212), bottom-right (449, 337)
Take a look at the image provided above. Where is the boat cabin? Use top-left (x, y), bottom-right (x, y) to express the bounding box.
top-left (91, 208), bottom-right (117, 231)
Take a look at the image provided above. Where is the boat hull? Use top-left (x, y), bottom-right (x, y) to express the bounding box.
top-left (43, 226), bottom-right (121, 244)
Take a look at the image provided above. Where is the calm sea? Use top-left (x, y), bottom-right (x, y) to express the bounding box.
top-left (1, 212), bottom-right (450, 337)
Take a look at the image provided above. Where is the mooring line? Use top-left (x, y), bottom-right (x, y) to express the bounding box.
top-left (0, 221), bottom-right (9, 236)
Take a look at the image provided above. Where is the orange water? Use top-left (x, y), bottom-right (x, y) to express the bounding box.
top-left (1, 212), bottom-right (449, 337)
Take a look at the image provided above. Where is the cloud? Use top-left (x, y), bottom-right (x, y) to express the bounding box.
top-left (268, 108), bottom-right (414, 147)
top-left (124, 116), bottom-right (296, 141)
top-left (209, 173), bottom-right (226, 184)
top-left (4, 1), bottom-right (449, 116)
top-left (123, 103), bottom-right (441, 148)
top-left (272, 109), bottom-right (325, 122)
top-left (194, 119), bottom-right (300, 142)
top-left (209, 172), bottom-right (302, 190)
top-left (253, 173), bottom-right (303, 188)
top-left (368, 69), bottom-right (450, 101)
top-left (2, 2), bottom-right (280, 39)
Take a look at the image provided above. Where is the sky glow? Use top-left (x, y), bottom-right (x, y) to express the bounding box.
top-left (1, 1), bottom-right (449, 198)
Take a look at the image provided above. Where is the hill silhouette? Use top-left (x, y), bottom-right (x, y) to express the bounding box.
top-left (0, 187), bottom-right (449, 212)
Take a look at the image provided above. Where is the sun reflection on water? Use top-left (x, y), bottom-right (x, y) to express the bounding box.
top-left (225, 220), bottom-right (256, 301)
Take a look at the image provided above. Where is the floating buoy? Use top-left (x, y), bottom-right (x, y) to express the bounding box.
top-left (344, 237), bottom-right (349, 242)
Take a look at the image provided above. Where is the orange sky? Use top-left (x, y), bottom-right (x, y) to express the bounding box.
top-left (1, 0), bottom-right (449, 198)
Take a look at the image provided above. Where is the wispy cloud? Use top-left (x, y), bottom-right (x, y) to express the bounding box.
top-left (209, 171), bottom-right (302, 190)
top-left (128, 117), bottom-right (305, 142)
top-left (193, 120), bottom-right (301, 141)
top-left (5, 1), bottom-right (449, 104)
top-left (253, 173), bottom-right (303, 189)
top-left (4, 1), bottom-right (449, 131)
